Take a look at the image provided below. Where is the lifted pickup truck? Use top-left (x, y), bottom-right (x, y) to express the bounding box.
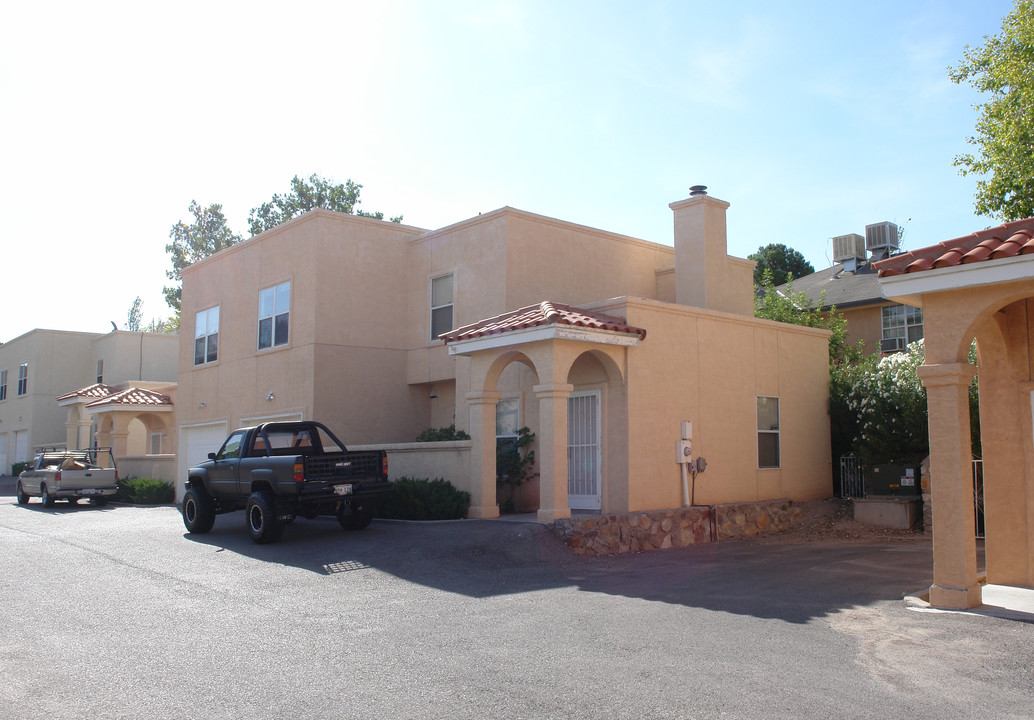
top-left (17, 448), bottom-right (119, 507)
top-left (182, 421), bottom-right (390, 543)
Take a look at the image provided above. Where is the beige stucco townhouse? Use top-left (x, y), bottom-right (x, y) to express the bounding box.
top-left (177, 188), bottom-right (833, 521)
top-left (0, 328), bottom-right (178, 477)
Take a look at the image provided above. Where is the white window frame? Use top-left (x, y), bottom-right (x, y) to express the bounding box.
top-left (194, 306), bottom-right (220, 366)
top-left (149, 432), bottom-right (163, 455)
top-left (17, 363), bottom-right (28, 396)
top-left (881, 304), bottom-right (923, 352)
top-left (258, 281), bottom-right (291, 350)
top-left (430, 273), bottom-right (454, 341)
top-left (0, 369), bottom-right (6, 401)
top-left (496, 396), bottom-right (520, 452)
top-left (757, 396), bottom-right (780, 469)
top-left (97, 359), bottom-right (104, 384)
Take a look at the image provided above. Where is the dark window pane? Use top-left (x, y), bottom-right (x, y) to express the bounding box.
top-left (431, 306), bottom-right (453, 339)
top-left (274, 312), bottom-right (289, 346)
top-left (207, 333), bottom-right (218, 363)
top-left (195, 338), bottom-right (206, 365)
top-left (758, 433), bottom-right (780, 468)
top-left (259, 317), bottom-right (272, 349)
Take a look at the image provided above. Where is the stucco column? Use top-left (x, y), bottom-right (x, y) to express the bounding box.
top-left (534, 383), bottom-right (574, 523)
top-left (917, 362), bottom-right (980, 610)
top-left (108, 430), bottom-right (130, 460)
top-left (466, 391), bottom-right (501, 519)
top-left (76, 419), bottom-right (93, 450)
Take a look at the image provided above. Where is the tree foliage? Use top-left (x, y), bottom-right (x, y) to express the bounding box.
top-left (164, 201), bottom-right (242, 311)
top-left (754, 270), bottom-right (859, 365)
top-left (126, 296), bottom-right (143, 332)
top-left (950, 0), bottom-right (1034, 221)
top-left (748, 243), bottom-right (814, 286)
top-left (247, 174), bottom-right (403, 236)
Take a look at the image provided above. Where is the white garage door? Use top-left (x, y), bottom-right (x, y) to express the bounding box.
top-left (0, 432), bottom-right (7, 475)
top-left (177, 423), bottom-right (228, 502)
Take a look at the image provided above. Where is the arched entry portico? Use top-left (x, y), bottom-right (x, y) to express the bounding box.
top-left (877, 223), bottom-right (1034, 609)
top-left (442, 302), bottom-right (644, 523)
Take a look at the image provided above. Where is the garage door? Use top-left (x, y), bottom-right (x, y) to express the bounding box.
top-left (183, 423), bottom-right (228, 469)
top-left (0, 432), bottom-right (7, 475)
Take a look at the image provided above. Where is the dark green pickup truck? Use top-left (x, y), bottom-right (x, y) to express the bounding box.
top-left (181, 421), bottom-right (390, 543)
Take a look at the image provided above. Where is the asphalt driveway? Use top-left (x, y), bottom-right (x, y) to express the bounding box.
top-left (0, 477), bottom-right (1031, 719)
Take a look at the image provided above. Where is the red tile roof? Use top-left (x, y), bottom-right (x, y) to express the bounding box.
top-left (441, 301), bottom-right (647, 344)
top-left (86, 387), bottom-right (173, 408)
top-left (55, 383), bottom-right (120, 402)
top-left (874, 218), bottom-right (1034, 277)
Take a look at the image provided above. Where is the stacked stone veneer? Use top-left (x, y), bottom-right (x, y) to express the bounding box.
top-left (553, 499), bottom-right (801, 555)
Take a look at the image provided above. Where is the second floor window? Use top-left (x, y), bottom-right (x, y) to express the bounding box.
top-left (97, 359), bottom-right (104, 384)
top-left (881, 304), bottom-right (923, 353)
top-left (195, 306), bottom-right (220, 366)
top-left (17, 363), bottom-right (28, 396)
top-left (0, 369), bottom-right (6, 401)
top-left (431, 273), bottom-right (454, 341)
top-left (259, 281), bottom-right (290, 350)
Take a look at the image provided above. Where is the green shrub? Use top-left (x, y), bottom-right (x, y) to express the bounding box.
top-left (11, 462), bottom-right (28, 476)
top-left (374, 477), bottom-right (470, 520)
top-left (415, 425), bottom-right (470, 442)
top-left (116, 477), bottom-right (176, 504)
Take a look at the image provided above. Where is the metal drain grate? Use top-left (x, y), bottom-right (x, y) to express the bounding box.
top-left (323, 560), bottom-right (371, 574)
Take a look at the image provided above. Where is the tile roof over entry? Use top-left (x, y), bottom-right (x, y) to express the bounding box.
top-left (55, 383), bottom-right (120, 402)
top-left (874, 218), bottom-right (1034, 277)
top-left (86, 388), bottom-right (173, 409)
top-left (441, 301), bottom-right (647, 344)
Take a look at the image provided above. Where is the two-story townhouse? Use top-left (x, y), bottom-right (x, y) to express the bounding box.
top-left (0, 329), bottom-right (178, 474)
top-left (177, 188), bottom-right (833, 522)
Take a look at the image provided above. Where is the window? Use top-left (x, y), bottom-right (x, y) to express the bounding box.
top-left (97, 359), bottom-right (104, 384)
top-left (431, 274), bottom-right (454, 341)
top-left (496, 397), bottom-right (520, 454)
top-left (150, 433), bottom-right (163, 455)
top-left (881, 304), bottom-right (923, 353)
top-left (17, 363), bottom-right (28, 396)
top-left (217, 430), bottom-right (246, 460)
top-left (259, 281), bottom-right (290, 350)
top-left (194, 306), bottom-right (220, 366)
top-left (757, 396), bottom-right (780, 469)
top-left (0, 369), bottom-right (6, 401)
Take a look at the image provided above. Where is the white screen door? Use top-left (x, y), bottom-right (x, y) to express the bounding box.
top-left (568, 390), bottom-right (601, 510)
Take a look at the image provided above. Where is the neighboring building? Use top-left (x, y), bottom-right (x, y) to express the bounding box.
top-left (777, 222), bottom-right (923, 355)
top-left (0, 329), bottom-right (178, 475)
top-left (875, 218), bottom-right (1034, 608)
top-left (177, 188), bottom-right (833, 521)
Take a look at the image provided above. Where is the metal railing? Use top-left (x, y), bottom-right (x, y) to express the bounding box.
top-left (973, 459), bottom-right (985, 540)
top-left (839, 454), bottom-right (864, 498)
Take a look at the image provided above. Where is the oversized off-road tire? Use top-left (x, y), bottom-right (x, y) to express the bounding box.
top-left (40, 483), bottom-right (55, 508)
top-left (16, 481), bottom-right (29, 505)
top-left (182, 487), bottom-right (215, 534)
top-left (337, 502), bottom-right (372, 531)
top-left (245, 490), bottom-right (284, 544)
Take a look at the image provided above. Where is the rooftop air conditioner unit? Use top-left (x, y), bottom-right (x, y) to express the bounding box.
top-left (832, 233), bottom-right (866, 264)
top-left (865, 221), bottom-right (899, 256)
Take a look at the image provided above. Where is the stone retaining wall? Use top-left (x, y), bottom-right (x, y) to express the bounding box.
top-left (554, 499), bottom-right (801, 555)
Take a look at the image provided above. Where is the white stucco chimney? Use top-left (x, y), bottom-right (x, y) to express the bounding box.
top-left (670, 186), bottom-right (754, 316)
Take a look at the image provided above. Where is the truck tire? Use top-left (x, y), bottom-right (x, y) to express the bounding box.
top-left (182, 487), bottom-right (215, 534)
top-left (92, 496), bottom-right (109, 507)
top-left (16, 481), bottom-right (29, 505)
top-left (246, 490), bottom-right (284, 544)
top-left (41, 483), bottom-right (55, 508)
top-left (337, 502), bottom-right (373, 531)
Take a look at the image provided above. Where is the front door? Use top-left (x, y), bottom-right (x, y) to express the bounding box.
top-left (568, 390), bottom-right (601, 510)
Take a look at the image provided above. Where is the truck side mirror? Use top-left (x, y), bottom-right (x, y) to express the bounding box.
top-left (208, 452), bottom-right (216, 461)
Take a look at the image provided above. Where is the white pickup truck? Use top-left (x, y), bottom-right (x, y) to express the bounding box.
top-left (16, 448), bottom-right (119, 507)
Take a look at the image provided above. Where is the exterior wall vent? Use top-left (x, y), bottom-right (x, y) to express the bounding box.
top-left (865, 221), bottom-right (900, 256)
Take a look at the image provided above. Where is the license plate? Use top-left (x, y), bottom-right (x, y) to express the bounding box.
top-left (333, 484), bottom-right (353, 496)
top-left (81, 488), bottom-right (100, 495)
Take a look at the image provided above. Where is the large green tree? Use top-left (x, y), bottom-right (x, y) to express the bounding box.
top-left (164, 201), bottom-right (243, 312)
top-left (748, 243), bottom-right (814, 286)
top-left (950, 0), bottom-right (1034, 221)
top-left (247, 174), bottom-right (403, 236)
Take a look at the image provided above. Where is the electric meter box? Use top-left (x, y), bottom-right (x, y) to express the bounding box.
top-left (676, 440), bottom-right (692, 464)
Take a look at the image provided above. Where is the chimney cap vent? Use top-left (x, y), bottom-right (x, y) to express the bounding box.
top-left (689, 185), bottom-right (708, 197)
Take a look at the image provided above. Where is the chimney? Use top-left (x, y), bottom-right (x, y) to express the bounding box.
top-left (669, 186), bottom-right (754, 315)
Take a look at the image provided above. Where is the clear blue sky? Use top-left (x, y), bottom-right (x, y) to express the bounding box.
top-left (0, 0), bottom-right (1016, 341)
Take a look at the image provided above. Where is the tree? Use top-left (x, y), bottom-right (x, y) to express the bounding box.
top-left (950, 0), bottom-right (1034, 221)
top-left (126, 296), bottom-right (143, 332)
top-left (247, 174), bottom-right (403, 236)
top-left (164, 201), bottom-right (243, 312)
top-left (748, 243), bottom-right (814, 286)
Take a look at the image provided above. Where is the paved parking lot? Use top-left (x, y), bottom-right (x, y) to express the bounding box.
top-left (0, 479), bottom-right (1031, 719)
